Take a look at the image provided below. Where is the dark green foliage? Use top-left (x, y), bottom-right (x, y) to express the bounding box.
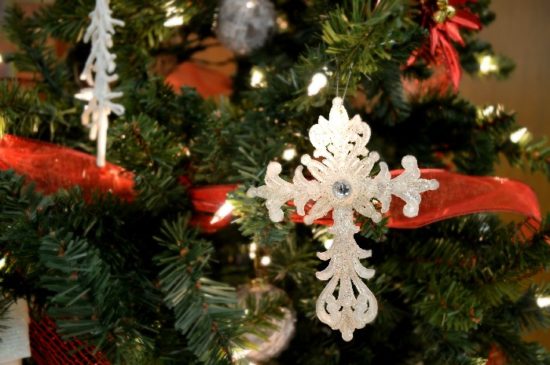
top-left (0, 0), bottom-right (549, 364)
top-left (154, 216), bottom-right (241, 365)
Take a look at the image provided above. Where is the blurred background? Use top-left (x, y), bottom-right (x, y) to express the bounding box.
top-left (0, 0), bottom-right (548, 348)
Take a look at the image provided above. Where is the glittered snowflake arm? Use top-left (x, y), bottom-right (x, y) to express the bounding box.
top-left (390, 156), bottom-right (440, 217)
top-left (247, 162), bottom-right (321, 223)
top-left (80, 0), bottom-right (124, 167)
top-left (248, 97), bottom-right (439, 341)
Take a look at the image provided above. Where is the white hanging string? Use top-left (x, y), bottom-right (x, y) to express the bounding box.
top-left (79, 0), bottom-right (124, 167)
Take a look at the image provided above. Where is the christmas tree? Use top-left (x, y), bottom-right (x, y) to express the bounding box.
top-left (0, 0), bottom-right (549, 364)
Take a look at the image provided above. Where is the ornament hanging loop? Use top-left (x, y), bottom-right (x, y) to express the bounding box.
top-left (342, 63), bottom-right (354, 101)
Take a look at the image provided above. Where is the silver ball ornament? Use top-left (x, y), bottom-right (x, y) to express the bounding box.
top-left (217, 0), bottom-right (276, 55)
top-left (236, 282), bottom-right (296, 363)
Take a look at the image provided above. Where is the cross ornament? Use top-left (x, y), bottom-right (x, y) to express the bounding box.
top-left (247, 97), bottom-right (439, 341)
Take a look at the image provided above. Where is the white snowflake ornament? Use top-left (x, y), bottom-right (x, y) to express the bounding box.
top-left (247, 97), bottom-right (439, 341)
top-left (79, 0), bottom-right (125, 167)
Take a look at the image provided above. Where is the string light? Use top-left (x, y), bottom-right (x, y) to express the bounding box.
top-left (260, 255), bottom-right (271, 266)
top-left (282, 147), bottom-right (297, 161)
top-left (479, 55), bottom-right (498, 74)
top-left (0, 257), bottom-right (5, 270)
top-left (231, 347), bottom-right (251, 361)
top-left (246, 1), bottom-right (256, 9)
top-left (482, 105), bottom-right (494, 117)
top-left (164, 1), bottom-right (184, 27)
top-left (307, 72), bottom-right (328, 96)
top-left (276, 15), bottom-right (289, 31)
top-left (537, 296), bottom-right (550, 308)
top-left (250, 67), bottom-right (266, 88)
top-left (323, 238), bottom-right (334, 250)
top-left (249, 242), bottom-right (257, 260)
top-left (0, 54), bottom-right (3, 63)
top-left (210, 201), bottom-right (234, 224)
top-left (509, 127), bottom-right (528, 143)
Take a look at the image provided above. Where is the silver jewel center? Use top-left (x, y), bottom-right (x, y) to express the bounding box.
top-left (332, 180), bottom-right (352, 199)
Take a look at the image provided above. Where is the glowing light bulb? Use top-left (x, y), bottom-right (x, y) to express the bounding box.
top-left (74, 88), bottom-right (94, 101)
top-left (510, 127), bottom-right (528, 143)
top-left (260, 255), bottom-right (271, 266)
top-left (479, 55), bottom-right (498, 74)
top-left (282, 147), bottom-right (297, 161)
top-left (210, 201), bottom-right (234, 224)
top-left (324, 238), bottom-right (334, 250)
top-left (482, 105), bottom-right (494, 117)
top-left (250, 67), bottom-right (266, 88)
top-left (164, 3), bottom-right (184, 27)
top-left (0, 257), bottom-right (5, 270)
top-left (246, 1), bottom-right (256, 9)
top-left (537, 296), bottom-right (550, 308)
top-left (307, 72), bottom-right (328, 96)
top-left (277, 16), bottom-right (289, 31)
top-left (164, 14), bottom-right (184, 27)
top-left (0, 54), bottom-right (3, 63)
top-left (249, 242), bottom-right (257, 252)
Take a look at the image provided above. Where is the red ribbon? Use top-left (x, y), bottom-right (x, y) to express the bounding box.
top-left (189, 171), bottom-right (541, 235)
top-left (0, 135), bottom-right (541, 234)
top-left (0, 137), bottom-right (540, 365)
top-left (0, 135), bottom-right (135, 201)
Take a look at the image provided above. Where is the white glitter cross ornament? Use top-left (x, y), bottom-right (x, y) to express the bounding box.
top-left (247, 97), bottom-right (439, 341)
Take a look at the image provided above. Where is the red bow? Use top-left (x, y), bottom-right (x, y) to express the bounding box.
top-left (408, 0), bottom-right (482, 90)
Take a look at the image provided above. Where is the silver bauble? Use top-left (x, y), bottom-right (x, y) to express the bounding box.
top-left (217, 0), bottom-right (276, 55)
top-left (236, 282), bottom-right (296, 363)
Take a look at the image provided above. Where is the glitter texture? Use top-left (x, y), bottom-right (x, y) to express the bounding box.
top-left (80, 0), bottom-right (125, 167)
top-left (248, 97), bottom-right (439, 340)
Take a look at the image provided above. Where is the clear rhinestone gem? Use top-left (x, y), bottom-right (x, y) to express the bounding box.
top-left (332, 180), bottom-right (352, 198)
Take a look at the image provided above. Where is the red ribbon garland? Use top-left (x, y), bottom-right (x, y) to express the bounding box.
top-left (0, 135), bottom-right (135, 201)
top-left (0, 135), bottom-right (541, 234)
top-left (0, 135), bottom-right (538, 365)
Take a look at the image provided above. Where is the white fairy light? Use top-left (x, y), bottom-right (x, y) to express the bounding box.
top-left (536, 296), bottom-right (550, 308)
top-left (0, 257), bottom-right (5, 270)
top-left (0, 54), bottom-right (3, 63)
top-left (210, 201), bottom-right (234, 224)
top-left (482, 105), bottom-right (494, 117)
top-left (80, 0), bottom-right (125, 167)
top-left (260, 255), bottom-right (271, 266)
top-left (164, 2), bottom-right (184, 27)
top-left (250, 67), bottom-right (266, 88)
top-left (276, 16), bottom-right (289, 31)
top-left (231, 347), bottom-right (251, 361)
top-left (249, 242), bottom-right (258, 259)
top-left (282, 147), bottom-right (297, 161)
top-left (479, 55), bottom-right (498, 74)
top-left (164, 13), bottom-right (184, 27)
top-left (510, 127), bottom-right (528, 143)
top-left (74, 88), bottom-right (94, 101)
top-left (307, 72), bottom-right (328, 96)
top-left (246, 0), bottom-right (256, 9)
top-left (248, 97), bottom-right (439, 341)
top-left (323, 238), bottom-right (334, 250)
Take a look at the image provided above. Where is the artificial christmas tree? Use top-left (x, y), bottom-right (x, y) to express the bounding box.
top-left (0, 0), bottom-right (548, 364)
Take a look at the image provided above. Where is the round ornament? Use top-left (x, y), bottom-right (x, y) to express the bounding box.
top-left (236, 281), bottom-right (296, 363)
top-left (216, 0), bottom-right (276, 55)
